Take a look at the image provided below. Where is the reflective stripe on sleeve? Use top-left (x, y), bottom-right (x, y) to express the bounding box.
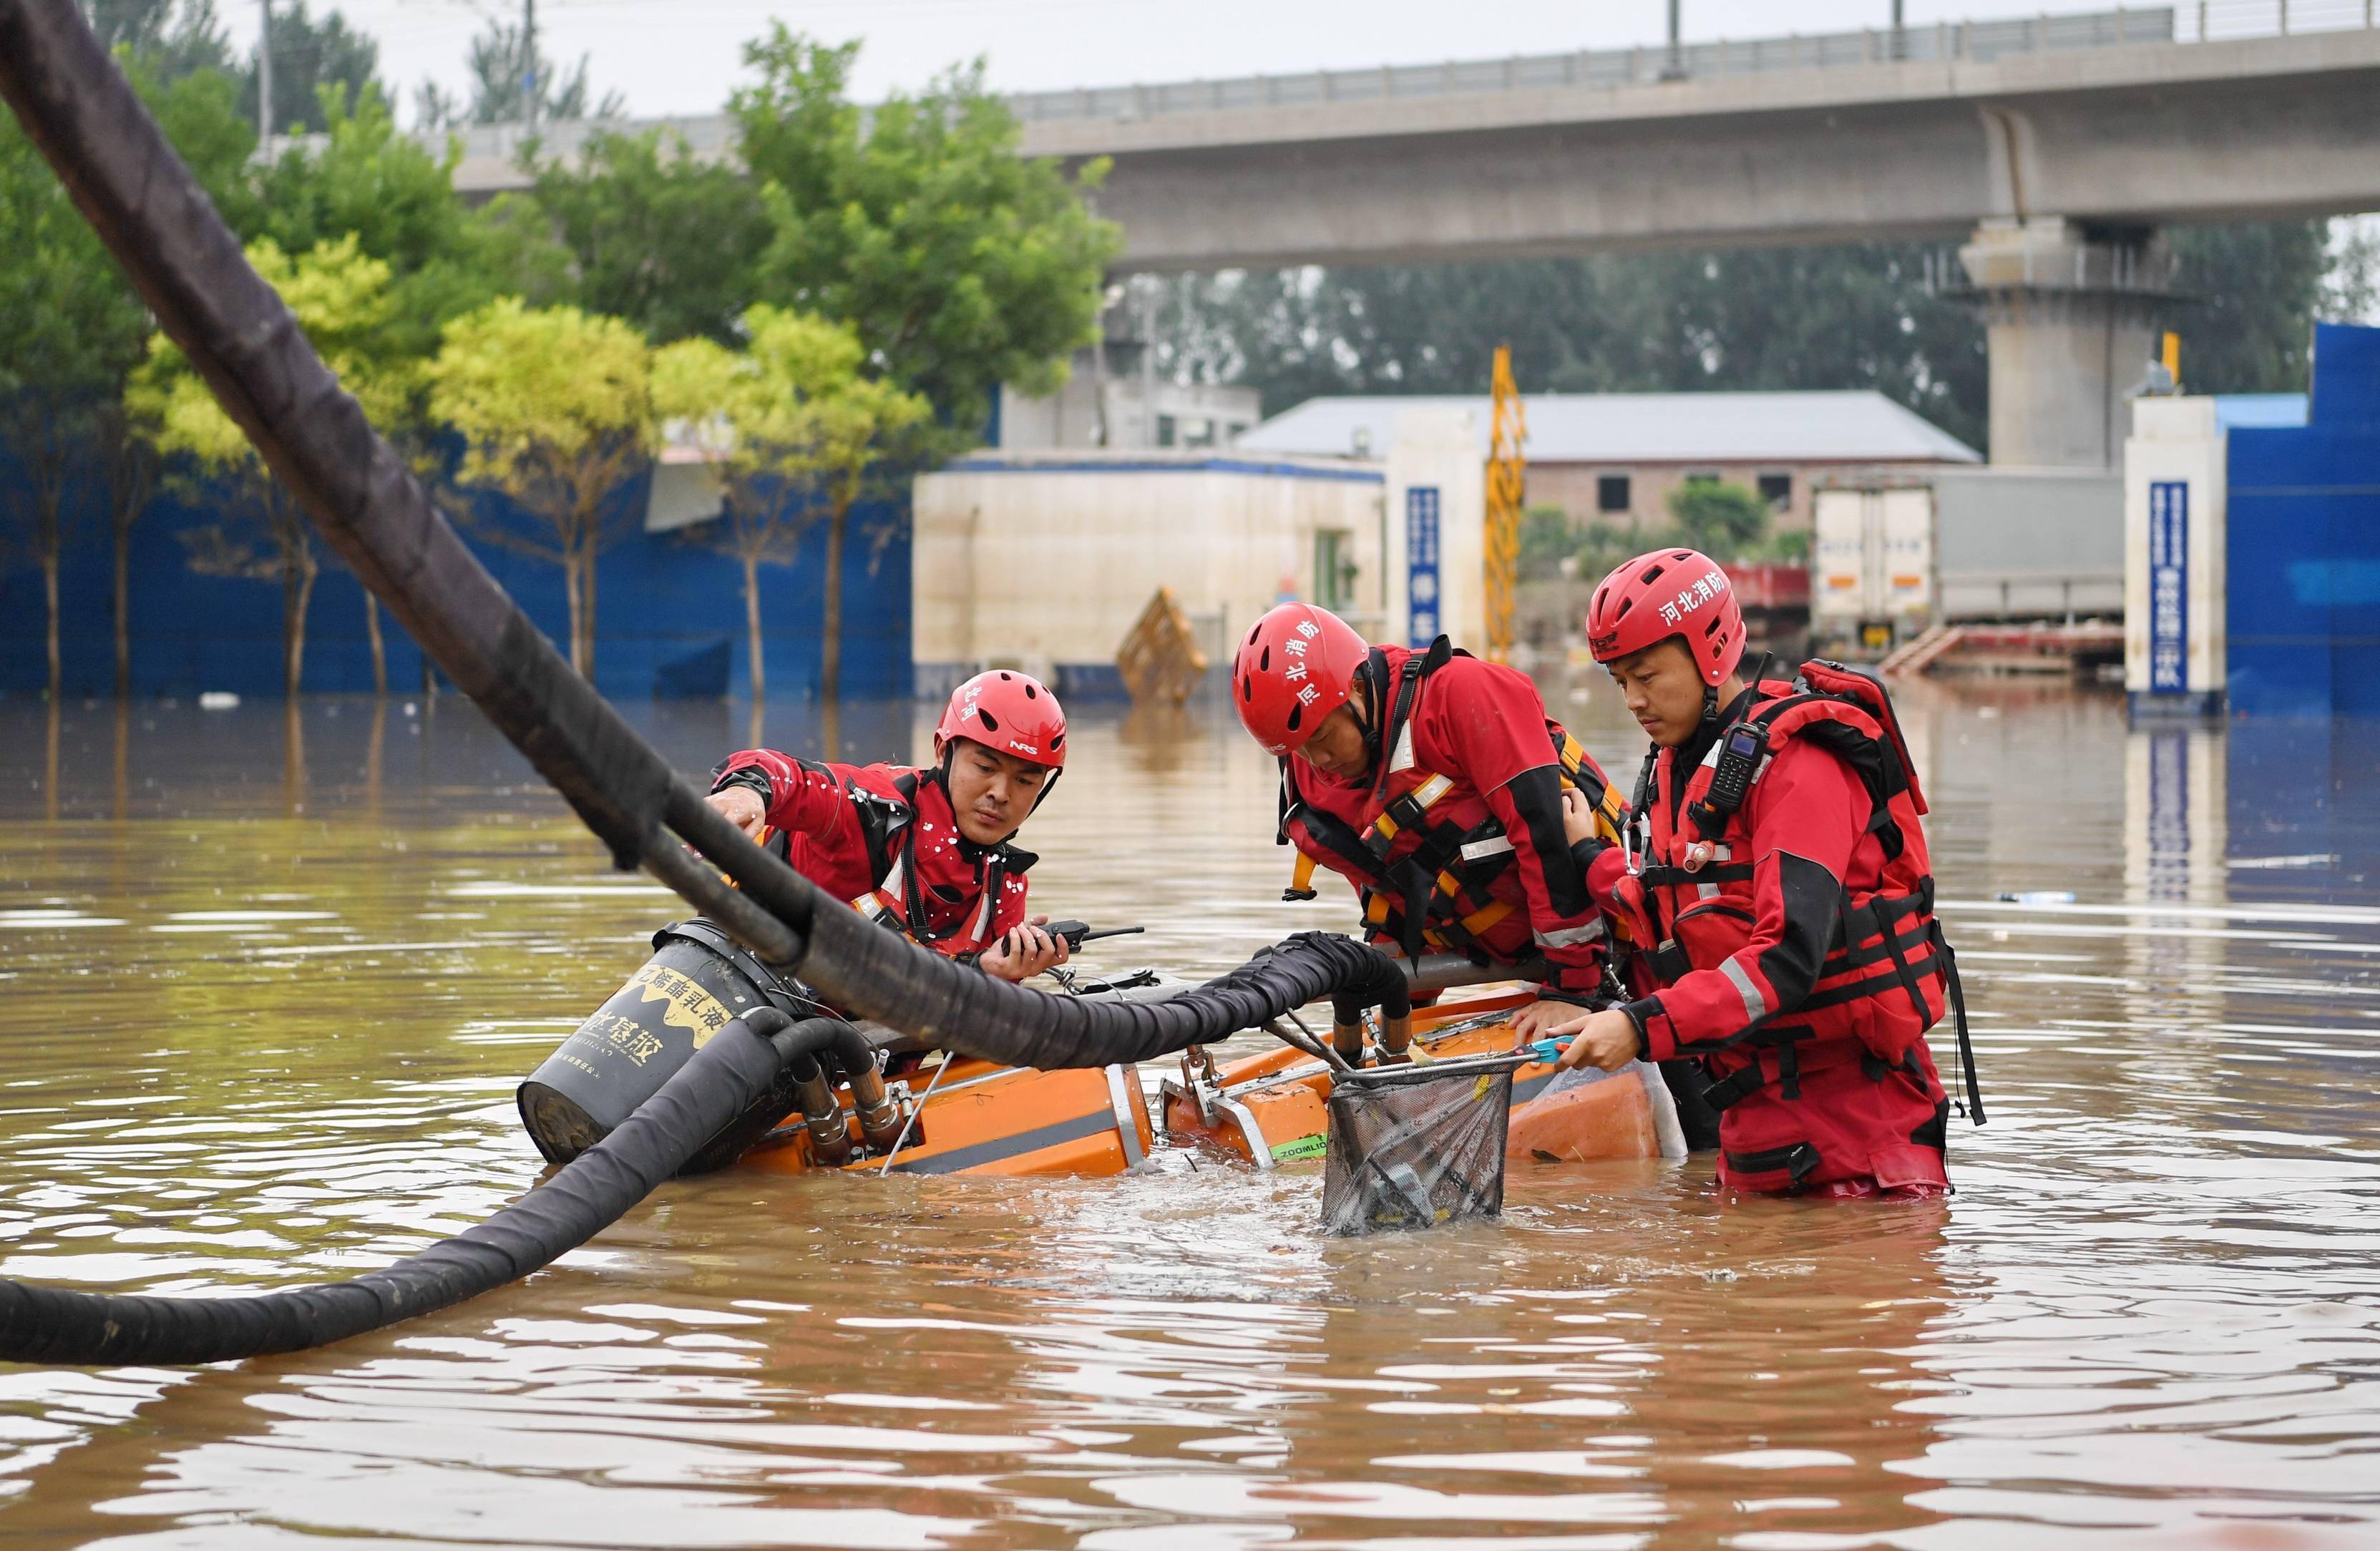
top-left (1720, 956), bottom-right (1769, 1022)
top-left (1534, 920), bottom-right (1607, 949)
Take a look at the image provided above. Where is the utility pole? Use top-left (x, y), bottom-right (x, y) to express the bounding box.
top-left (256, 0), bottom-right (272, 146)
top-left (1891, 0), bottom-right (1907, 59)
top-left (1662, 0), bottom-right (1686, 79)
top-left (1140, 283), bottom-right (1159, 447)
top-left (522, 0), bottom-right (537, 129)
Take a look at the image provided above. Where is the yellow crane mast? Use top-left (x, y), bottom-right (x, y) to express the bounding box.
top-left (1485, 344), bottom-right (1526, 663)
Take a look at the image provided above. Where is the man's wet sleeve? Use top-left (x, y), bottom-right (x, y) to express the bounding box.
top-left (1626, 743), bottom-right (1866, 1060)
top-left (1484, 764), bottom-right (1609, 995)
top-left (713, 748), bottom-right (844, 835)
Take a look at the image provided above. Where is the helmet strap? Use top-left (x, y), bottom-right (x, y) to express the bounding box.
top-left (1026, 766), bottom-right (1061, 818)
top-left (940, 733), bottom-right (1059, 841)
top-left (1701, 682), bottom-right (1720, 726)
top-left (1354, 651), bottom-right (1386, 775)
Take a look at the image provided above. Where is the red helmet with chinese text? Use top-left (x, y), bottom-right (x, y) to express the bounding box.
top-left (1586, 548), bottom-right (1744, 688)
top-left (937, 670), bottom-right (1067, 768)
top-left (1232, 602), bottom-right (1371, 756)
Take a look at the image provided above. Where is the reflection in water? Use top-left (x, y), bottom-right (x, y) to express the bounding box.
top-left (0, 686), bottom-right (2376, 1546)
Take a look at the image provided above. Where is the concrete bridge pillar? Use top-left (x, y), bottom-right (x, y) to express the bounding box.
top-left (1957, 218), bottom-right (2175, 468)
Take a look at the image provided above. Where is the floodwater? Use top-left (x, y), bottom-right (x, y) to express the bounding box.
top-left (1, 677), bottom-right (2377, 1548)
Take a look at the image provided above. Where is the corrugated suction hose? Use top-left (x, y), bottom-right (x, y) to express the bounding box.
top-left (0, 0), bottom-right (1424, 1367)
top-left (0, 1012), bottom-right (827, 1366)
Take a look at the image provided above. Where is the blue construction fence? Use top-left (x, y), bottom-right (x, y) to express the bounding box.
top-left (2227, 321), bottom-right (2380, 719)
top-left (0, 463), bottom-right (912, 702)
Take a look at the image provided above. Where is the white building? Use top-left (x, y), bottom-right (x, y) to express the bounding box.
top-left (912, 408), bottom-right (1487, 700)
top-left (1238, 389), bottom-right (1979, 532)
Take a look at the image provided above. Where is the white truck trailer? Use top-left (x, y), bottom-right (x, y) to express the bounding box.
top-left (1811, 484), bottom-right (1936, 649)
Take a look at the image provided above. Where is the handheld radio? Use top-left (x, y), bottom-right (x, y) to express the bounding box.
top-left (1687, 720), bottom-right (1769, 841)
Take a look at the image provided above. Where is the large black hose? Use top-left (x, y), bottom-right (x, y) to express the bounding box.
top-left (0, 0), bottom-right (1415, 1077)
top-left (0, 1014), bottom-right (796, 1366)
top-left (0, 0), bottom-right (1426, 1367)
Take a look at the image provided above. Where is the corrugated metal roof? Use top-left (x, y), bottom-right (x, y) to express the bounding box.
top-left (1237, 390), bottom-right (1981, 465)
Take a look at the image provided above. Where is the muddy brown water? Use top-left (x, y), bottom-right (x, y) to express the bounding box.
top-left (1, 680), bottom-right (2376, 1548)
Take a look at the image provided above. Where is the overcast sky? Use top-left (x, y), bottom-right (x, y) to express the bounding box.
top-left (220, 0), bottom-right (2206, 124)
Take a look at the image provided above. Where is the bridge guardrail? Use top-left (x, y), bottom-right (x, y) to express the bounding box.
top-left (1003, 0), bottom-right (2372, 127)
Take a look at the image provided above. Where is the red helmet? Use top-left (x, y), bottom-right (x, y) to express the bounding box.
top-left (937, 670), bottom-right (1066, 768)
top-left (1586, 548), bottom-right (1745, 688)
top-left (1232, 603), bottom-right (1371, 756)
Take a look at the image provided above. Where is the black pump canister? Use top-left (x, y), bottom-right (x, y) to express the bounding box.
top-left (517, 920), bottom-right (811, 1169)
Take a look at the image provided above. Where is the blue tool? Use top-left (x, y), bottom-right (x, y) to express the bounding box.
top-left (1521, 1038), bottom-right (1568, 1065)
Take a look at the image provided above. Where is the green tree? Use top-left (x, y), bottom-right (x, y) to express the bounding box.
top-left (1, 56), bottom-right (258, 699)
top-left (1153, 243), bottom-right (1988, 449)
top-left (1516, 504), bottom-right (1576, 584)
top-left (653, 305), bottom-right (927, 701)
top-left (82, 0), bottom-right (233, 83)
top-left (127, 235), bottom-right (414, 696)
top-left (251, 85), bottom-right (569, 366)
top-left (414, 19), bottom-right (623, 131)
top-left (2162, 220), bottom-right (2331, 393)
top-left (427, 298), bottom-right (653, 677)
top-left (0, 89), bottom-right (162, 698)
top-left (1664, 479), bottom-right (1770, 562)
top-left (528, 129), bottom-right (773, 346)
top-left (733, 29), bottom-right (1120, 441)
top-left (238, 1), bottom-right (381, 136)
top-left (1156, 220), bottom-right (2368, 454)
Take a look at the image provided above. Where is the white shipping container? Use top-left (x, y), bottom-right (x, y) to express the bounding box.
top-left (1811, 486), bottom-right (1935, 627)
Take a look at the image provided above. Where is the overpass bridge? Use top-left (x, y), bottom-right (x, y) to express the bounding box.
top-left (446, 3), bottom-right (2380, 466)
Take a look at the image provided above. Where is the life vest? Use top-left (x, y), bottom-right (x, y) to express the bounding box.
top-left (755, 762), bottom-right (1032, 958)
top-left (1278, 637), bottom-right (1627, 967)
top-left (1629, 660), bottom-right (1981, 1193)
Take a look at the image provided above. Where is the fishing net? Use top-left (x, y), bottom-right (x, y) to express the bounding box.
top-left (1320, 1054), bottom-right (1526, 1236)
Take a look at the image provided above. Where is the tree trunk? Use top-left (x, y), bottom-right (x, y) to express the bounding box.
top-left (112, 524), bottom-right (132, 700)
top-left (112, 699), bottom-right (129, 821)
top-left (42, 552), bottom-right (61, 701)
top-left (43, 703), bottom-right (59, 823)
top-left (821, 496), bottom-right (847, 705)
top-left (364, 591), bottom-right (386, 695)
top-left (107, 427), bottom-right (154, 701)
top-left (284, 552), bottom-right (317, 698)
top-left (743, 550), bottom-right (766, 701)
top-left (561, 544), bottom-right (587, 676)
top-left (283, 700), bottom-right (306, 815)
top-left (582, 527), bottom-right (599, 680)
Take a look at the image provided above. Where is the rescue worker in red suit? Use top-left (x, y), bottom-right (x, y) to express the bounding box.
top-left (1532, 549), bottom-right (1983, 1198)
top-left (1231, 602), bottom-right (1629, 1009)
top-left (703, 670), bottom-right (1073, 982)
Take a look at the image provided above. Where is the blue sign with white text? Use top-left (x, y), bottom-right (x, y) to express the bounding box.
top-left (1405, 486), bottom-right (1441, 647)
top-left (2148, 480), bottom-right (2188, 694)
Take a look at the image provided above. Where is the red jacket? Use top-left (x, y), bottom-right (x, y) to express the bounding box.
top-left (1281, 640), bottom-right (1623, 999)
top-left (712, 750), bottom-right (1033, 956)
top-left (1590, 667), bottom-right (1967, 1193)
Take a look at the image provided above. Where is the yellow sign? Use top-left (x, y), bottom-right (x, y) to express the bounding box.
top-left (627, 963), bottom-right (734, 1047)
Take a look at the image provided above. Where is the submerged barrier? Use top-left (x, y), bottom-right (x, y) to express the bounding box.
top-left (0, 0), bottom-right (1418, 1365)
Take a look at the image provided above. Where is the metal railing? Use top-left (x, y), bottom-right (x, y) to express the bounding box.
top-left (1003, 0), bottom-right (2371, 127)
